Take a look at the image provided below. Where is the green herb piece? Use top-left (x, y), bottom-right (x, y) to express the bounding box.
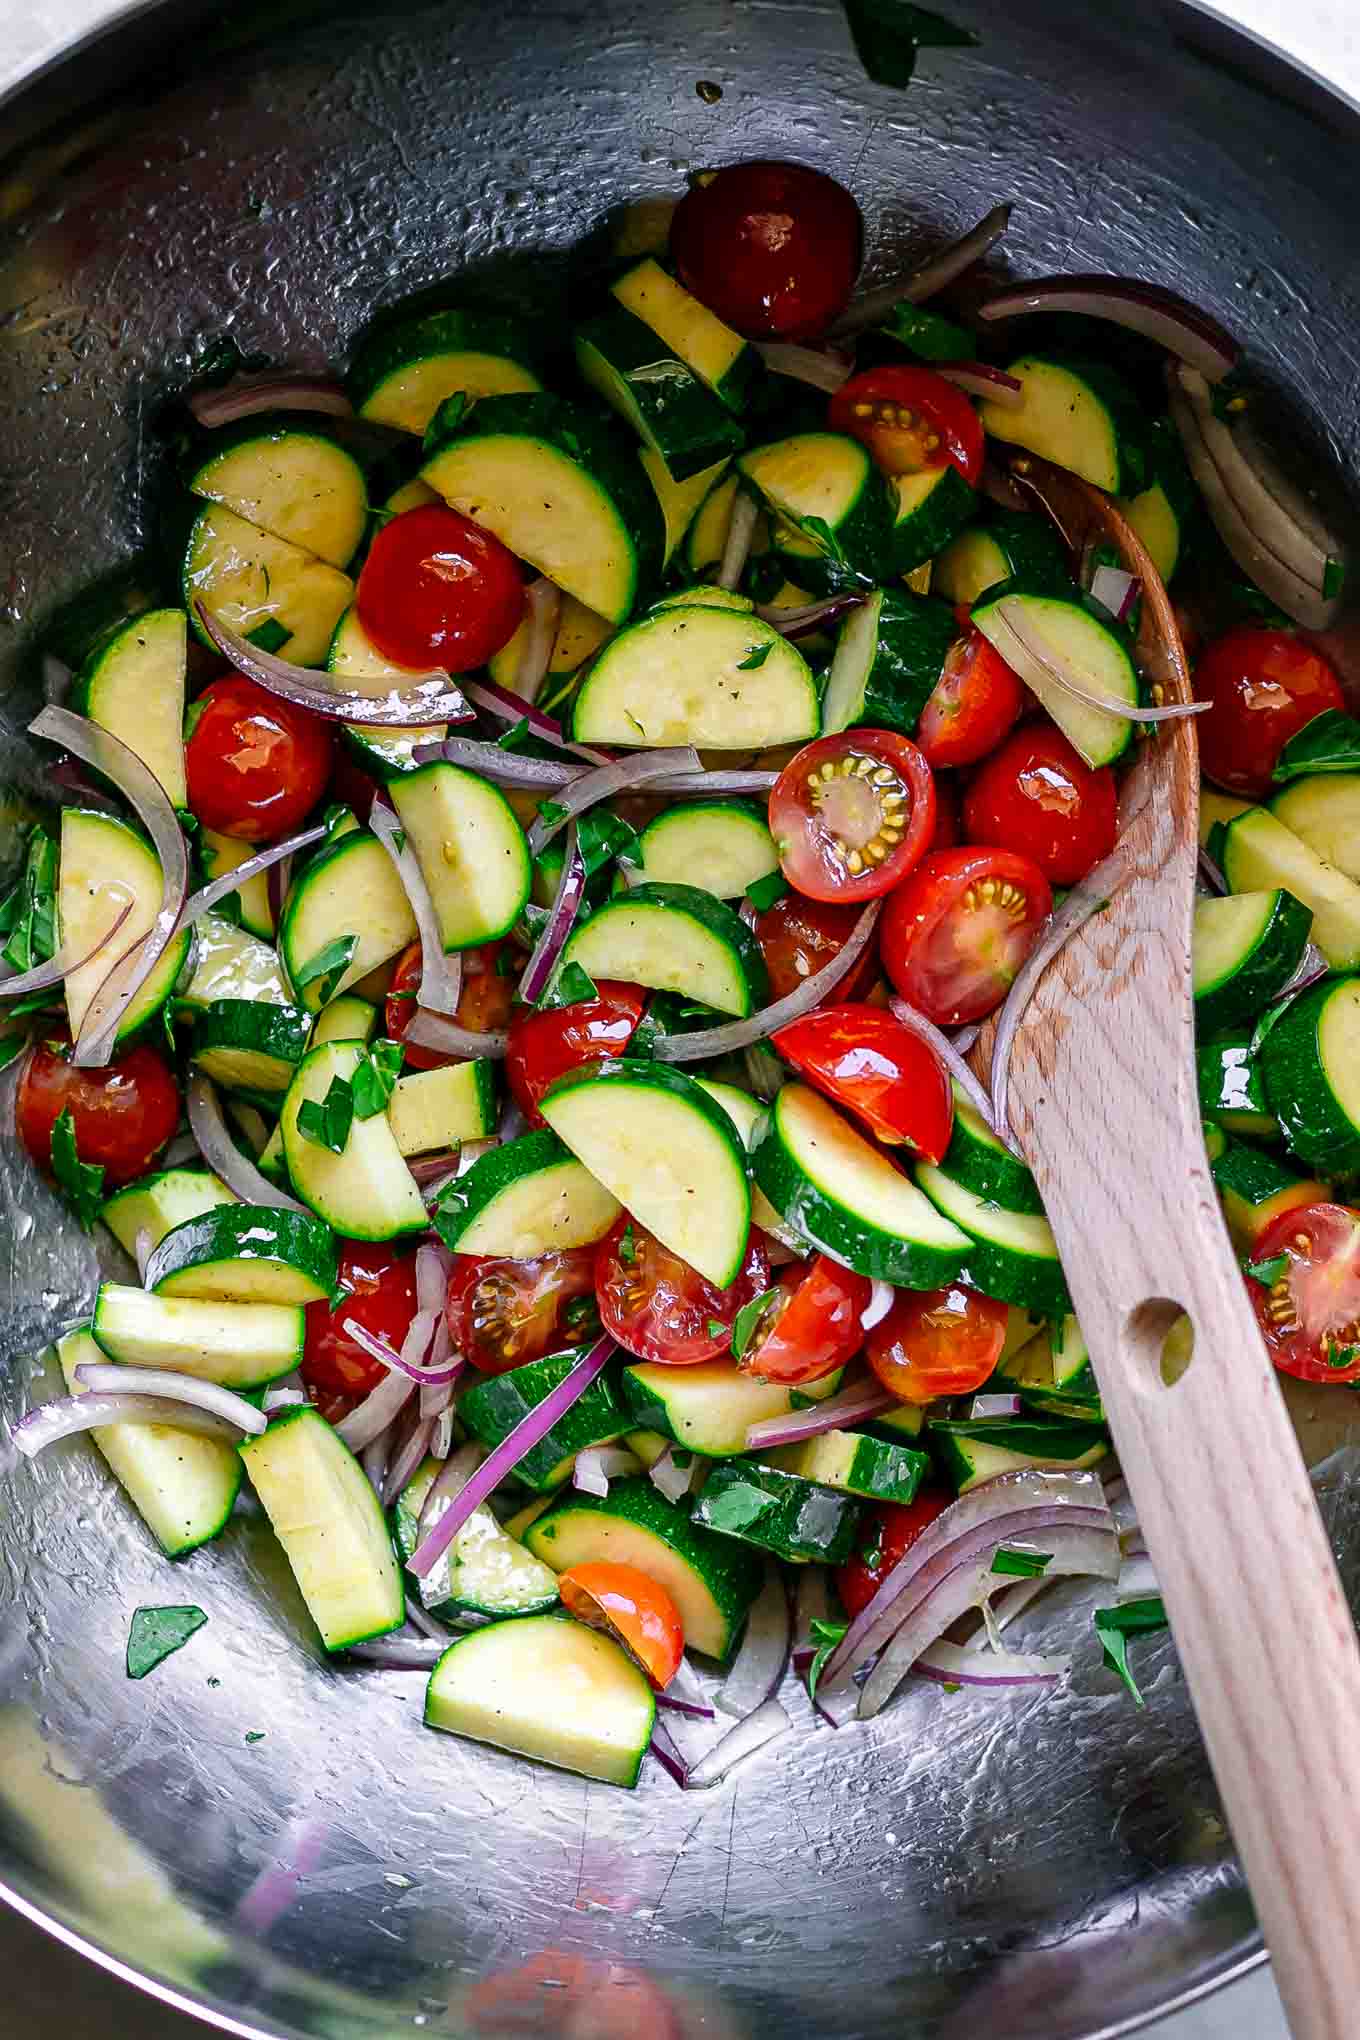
top-left (618, 1224), bottom-right (637, 1267)
top-left (244, 1730), bottom-right (267, 1745)
top-left (736, 641), bottom-right (774, 671)
top-left (577, 807), bottom-right (643, 878)
top-left (744, 870), bottom-right (788, 912)
top-left (291, 933), bottom-right (358, 1005)
top-left (5, 988), bottom-right (61, 1020)
top-left (842, 0), bottom-right (978, 89)
top-left (807, 1617), bottom-right (849, 1701)
top-left (51, 1106), bottom-right (105, 1229)
top-left (707, 1318), bottom-right (726, 1341)
top-left (320, 802), bottom-right (357, 841)
top-left (990, 1546), bottom-right (1051, 1578)
top-left (627, 1012), bottom-right (659, 1060)
top-left (1327, 1343), bottom-right (1360, 1371)
top-left (351, 1037), bottom-right (404, 1119)
top-left (437, 390), bottom-right (469, 436)
top-left (1245, 1253), bottom-right (1288, 1286)
top-left (0, 827), bottom-right (59, 975)
top-left (297, 1074), bottom-right (355, 1154)
top-left (0, 1034), bottom-right (28, 1072)
top-left (497, 715), bottom-right (533, 753)
top-left (730, 1287), bottom-right (781, 1362)
top-left (698, 1482), bottom-right (769, 1535)
top-left (880, 302), bottom-right (974, 359)
top-left (1249, 998), bottom-right (1292, 1056)
top-left (245, 618), bottom-right (291, 655)
top-left (1324, 557), bottom-right (1347, 602)
top-left (127, 1605), bottom-right (207, 1680)
top-left (495, 946), bottom-right (518, 977)
top-left (537, 798), bottom-right (568, 830)
top-left (1094, 1596), bottom-right (1169, 1707)
top-left (800, 514), bottom-right (847, 564)
top-left (549, 960), bottom-right (598, 1008)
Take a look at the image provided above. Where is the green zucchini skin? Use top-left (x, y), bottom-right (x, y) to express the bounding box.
top-left (691, 1460), bottom-right (862, 1564)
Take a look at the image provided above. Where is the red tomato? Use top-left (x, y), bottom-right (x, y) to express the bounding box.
top-left (327, 744), bottom-right (380, 822)
top-left (445, 1247), bottom-right (598, 1375)
top-left (738, 1253), bottom-right (870, 1385)
top-left (828, 365), bottom-right (984, 485)
top-left (16, 1033), bottom-right (179, 1187)
top-left (386, 940), bottom-right (516, 1073)
top-left (1247, 1202), bottom-right (1360, 1383)
top-left (774, 1003), bottom-right (953, 1159)
top-left (754, 891), bottom-right (880, 1004)
top-left (356, 503), bottom-right (525, 673)
top-left (962, 725), bottom-right (1117, 887)
top-left (669, 159), bottom-right (862, 341)
top-left (302, 1241), bottom-right (418, 1406)
top-left (879, 846), bottom-right (1052, 1026)
top-left (505, 982), bottom-right (647, 1128)
top-left (770, 730), bottom-right (935, 903)
top-left (866, 1281), bottom-right (1010, 1404)
top-left (594, 1216), bottom-right (770, 1365)
top-left (1193, 626), bottom-right (1344, 796)
top-left (917, 626), bottom-right (1025, 768)
top-left (836, 1494), bottom-right (954, 1619)
top-left (184, 673), bottom-right (334, 842)
top-left (930, 774), bottom-right (960, 850)
top-left (559, 1561), bottom-right (685, 1687)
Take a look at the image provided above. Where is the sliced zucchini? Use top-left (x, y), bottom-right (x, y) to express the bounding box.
top-left (527, 1476), bottom-right (762, 1659)
top-left (177, 911), bottom-right (288, 1011)
top-left (635, 800), bottom-right (777, 899)
top-left (240, 1405), bottom-right (404, 1651)
top-left (927, 1415), bottom-right (1108, 1495)
top-left (349, 308), bottom-right (546, 432)
top-left (1118, 415), bottom-right (1197, 584)
top-left (281, 1040), bottom-right (428, 1240)
top-left (421, 392), bottom-right (664, 624)
top-left (650, 585), bottom-right (755, 614)
top-left (639, 449), bottom-right (732, 568)
top-left (489, 590), bottom-right (615, 691)
top-left (753, 1083), bottom-right (970, 1287)
top-left (200, 827), bottom-right (273, 939)
top-left (328, 604), bottom-right (446, 782)
top-left (822, 588), bottom-right (954, 736)
top-left (1260, 975), bottom-right (1360, 1172)
top-left (183, 503), bottom-right (352, 665)
top-left (1202, 1117), bottom-right (1229, 1165)
top-left (311, 994), bottom-right (377, 1047)
top-left (692, 1077), bottom-right (809, 1249)
top-left (391, 1457), bottom-right (560, 1620)
top-left (57, 1326), bottom-right (241, 1558)
top-left (692, 1461), bottom-right (861, 1564)
top-left (458, 1347), bottom-right (631, 1491)
top-left (1220, 805), bottom-right (1360, 971)
top-left (145, 1204), bottom-right (338, 1306)
top-left (971, 584), bottom-right (1137, 769)
top-left (940, 1085), bottom-right (1045, 1215)
top-left (1196, 1036), bottom-right (1278, 1139)
top-left (557, 883), bottom-right (767, 1018)
top-left (60, 808), bottom-right (194, 1046)
top-left (1270, 774), bottom-right (1360, 884)
top-left (502, 1492), bottom-right (560, 1543)
top-left (184, 415), bottom-right (367, 568)
top-left (190, 999), bottom-right (312, 1094)
top-left (1211, 1138), bottom-right (1329, 1250)
top-left (73, 608), bottom-right (187, 810)
top-left (932, 510), bottom-right (1069, 606)
top-left (570, 605), bottom-right (818, 750)
top-left (435, 1128), bottom-right (620, 1255)
top-left (738, 433), bottom-right (894, 588)
top-left (611, 258), bottom-right (757, 413)
top-left (101, 1166), bottom-right (238, 1260)
top-left (388, 1059), bottom-right (497, 1156)
top-left (425, 1614), bottom-right (655, 1788)
top-left (624, 1429), bottom-right (672, 1469)
top-left (769, 1429), bottom-right (927, 1505)
top-left (1200, 787), bottom-right (1253, 849)
top-left (575, 304), bottom-right (743, 480)
top-left (540, 1060), bottom-right (750, 1288)
top-left (888, 464), bottom-right (976, 575)
top-left (280, 830), bottom-right (418, 1012)
top-left (618, 1358), bottom-right (845, 1459)
top-left (865, 1400), bottom-right (927, 1444)
top-left (979, 356), bottom-right (1148, 495)
top-left (91, 1282), bottom-right (304, 1389)
top-left (388, 761), bottom-right (531, 950)
top-left (915, 1162), bottom-right (1071, 1314)
top-left (1192, 889), bottom-right (1313, 1035)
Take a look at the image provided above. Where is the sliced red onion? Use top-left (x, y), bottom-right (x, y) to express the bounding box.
top-left (361, 1431), bottom-right (391, 1494)
top-left (11, 1391), bottom-right (241, 1457)
top-left (263, 1382), bottom-right (307, 1417)
top-left (744, 1379), bottom-right (895, 1451)
top-left (1278, 942), bottom-right (1328, 1000)
top-left (970, 1392), bottom-right (1021, 1420)
top-left (411, 736), bottom-right (582, 788)
top-left (405, 1595), bottom-right (448, 1642)
top-left (415, 1240), bottom-right (453, 1314)
top-left (658, 1658), bottom-right (716, 1720)
top-left (658, 900), bottom-right (880, 1062)
top-left (464, 679), bottom-right (612, 766)
top-left (832, 203), bottom-right (1012, 336)
top-left (382, 1414), bottom-right (437, 1506)
top-left (755, 594), bottom-right (864, 638)
top-left (913, 1637), bottom-right (1068, 1688)
top-left (404, 1008), bottom-right (509, 1060)
top-left (936, 362), bottom-right (1023, 407)
top-left (159, 1131), bottom-right (201, 1168)
top-left (978, 276), bottom-right (1237, 383)
top-left (1088, 565), bottom-right (1140, 625)
top-left (950, 1021), bottom-right (982, 1055)
top-left (189, 372), bottom-right (353, 427)
top-left (649, 1722), bottom-right (690, 1785)
top-left (415, 1440), bottom-right (484, 1545)
top-left (1197, 846), bottom-right (1227, 895)
top-left (526, 748), bottom-right (701, 856)
top-left (370, 799), bottom-right (462, 1017)
top-left (335, 1367), bottom-right (416, 1452)
top-left (132, 1227), bottom-right (154, 1283)
top-left (985, 599), bottom-right (1208, 726)
top-left (716, 1566), bottom-right (790, 1718)
top-left (650, 1443), bottom-right (703, 1504)
top-left (186, 1073), bottom-right (309, 1213)
top-left (743, 1042), bottom-right (786, 1102)
top-left (408, 1337), bottom-right (616, 1577)
top-left (518, 823), bottom-right (586, 1005)
top-left (516, 578), bottom-right (563, 706)
top-left (49, 755), bottom-right (120, 813)
top-left (30, 706), bottom-right (191, 1068)
top-left (989, 841), bottom-right (1134, 1145)
top-left (195, 602), bottom-right (473, 727)
top-left (344, 1634), bottom-right (448, 1670)
top-left (685, 1697), bottom-right (792, 1787)
top-left (886, 994), bottom-right (1011, 1152)
top-left (754, 342), bottom-right (852, 393)
top-left (861, 1279), bottom-right (895, 1332)
top-left (233, 1817), bottom-right (329, 1936)
top-left (267, 852), bottom-right (294, 930)
top-left (0, 898), bottom-right (131, 1002)
top-left (181, 823), bottom-right (327, 931)
top-left (341, 1315), bottom-right (464, 1387)
top-left (991, 1572), bottom-right (1057, 1632)
top-left (573, 1442), bottom-right (642, 1497)
top-left (718, 491), bottom-right (759, 592)
top-left (72, 1360), bottom-right (267, 1436)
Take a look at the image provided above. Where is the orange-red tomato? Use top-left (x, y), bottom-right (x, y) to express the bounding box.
top-left (738, 1253), bottom-right (870, 1386)
top-left (828, 364), bottom-right (984, 484)
top-left (559, 1561), bottom-right (685, 1688)
top-left (865, 1282), bottom-right (1009, 1403)
top-left (770, 729), bottom-right (935, 903)
top-left (774, 1002), bottom-right (954, 1159)
top-left (356, 503), bottom-right (524, 672)
top-left (1246, 1202), bottom-right (1360, 1384)
top-left (1194, 626), bottom-right (1343, 797)
top-left (185, 673), bottom-right (333, 842)
top-left (17, 1033), bottom-right (179, 1186)
top-left (385, 940), bottom-right (515, 1072)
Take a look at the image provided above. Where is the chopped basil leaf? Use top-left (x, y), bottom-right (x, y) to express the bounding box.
top-left (618, 1223), bottom-right (637, 1266)
top-left (1245, 1252), bottom-right (1288, 1286)
top-left (1327, 1343), bottom-right (1360, 1371)
top-left (0, 826), bottom-right (59, 975)
top-left (497, 715), bottom-right (533, 753)
top-left (698, 1482), bottom-right (769, 1534)
top-left (291, 933), bottom-right (358, 1004)
top-left (245, 617), bottom-right (291, 655)
top-left (800, 514), bottom-right (846, 563)
top-left (244, 1730), bottom-right (267, 1745)
top-left (1324, 556), bottom-right (1347, 602)
top-left (736, 641), bottom-right (774, 671)
top-left (50, 1106), bottom-right (105, 1229)
top-left (880, 302), bottom-right (973, 359)
top-left (744, 870), bottom-right (788, 912)
top-left (350, 1038), bottom-right (404, 1119)
top-left (494, 946), bottom-right (517, 977)
top-left (297, 1074), bottom-right (354, 1154)
top-left (1094, 1596), bottom-right (1169, 1707)
top-left (6, 987), bottom-right (62, 1020)
top-left (320, 801), bottom-right (357, 841)
top-left (806, 1616), bottom-right (849, 1702)
top-left (537, 798), bottom-right (568, 829)
top-left (730, 1286), bottom-right (781, 1361)
top-left (0, 1034), bottom-right (28, 1072)
top-left (1249, 997), bottom-right (1292, 1055)
top-left (628, 1013), bottom-right (660, 1060)
top-left (990, 1546), bottom-right (1051, 1578)
top-left (842, 0), bottom-right (979, 87)
top-left (577, 807), bottom-right (642, 877)
top-left (549, 960), bottom-right (598, 1008)
top-left (127, 1605), bottom-right (207, 1680)
top-left (436, 390), bottom-right (469, 436)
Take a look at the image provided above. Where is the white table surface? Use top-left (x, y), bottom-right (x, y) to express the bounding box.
top-left (2, 3), bottom-right (1357, 2036)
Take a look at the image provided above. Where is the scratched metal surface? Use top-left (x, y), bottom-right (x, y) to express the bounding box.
top-left (2, 2), bottom-right (1360, 2036)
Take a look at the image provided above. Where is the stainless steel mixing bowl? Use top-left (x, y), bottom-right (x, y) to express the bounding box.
top-left (4, 4), bottom-right (1360, 2034)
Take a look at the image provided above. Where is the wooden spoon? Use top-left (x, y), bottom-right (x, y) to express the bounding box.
top-left (970, 455), bottom-right (1360, 2040)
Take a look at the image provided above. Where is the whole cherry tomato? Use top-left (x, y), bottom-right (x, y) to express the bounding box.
top-left (302, 1240), bottom-right (418, 1409)
top-left (962, 725), bottom-right (1117, 886)
top-left (1193, 625), bottom-right (1344, 796)
top-left (669, 159), bottom-right (863, 341)
top-left (866, 1281), bottom-right (1010, 1403)
top-left (17, 1032), bottom-right (179, 1186)
top-left (828, 364), bottom-right (984, 484)
top-left (505, 982), bottom-right (647, 1128)
top-left (356, 503), bottom-right (525, 672)
top-left (185, 673), bottom-right (333, 842)
top-left (770, 729), bottom-right (935, 903)
top-left (879, 845), bottom-right (1052, 1026)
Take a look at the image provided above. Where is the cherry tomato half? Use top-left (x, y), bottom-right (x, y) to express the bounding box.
top-left (917, 624), bottom-right (1025, 768)
top-left (1194, 625), bottom-right (1344, 797)
top-left (17, 1033), bottom-right (179, 1187)
top-left (738, 1252), bottom-right (870, 1386)
top-left (770, 730), bottom-right (935, 903)
top-left (866, 1281), bottom-right (1010, 1404)
top-left (828, 365), bottom-right (984, 485)
top-left (836, 1494), bottom-right (954, 1619)
top-left (754, 891), bottom-right (881, 1004)
top-left (962, 725), bottom-right (1118, 887)
top-left (445, 1247), bottom-right (598, 1375)
top-left (879, 846), bottom-right (1052, 1026)
top-left (184, 673), bottom-right (334, 842)
top-left (1247, 1202), bottom-right (1360, 1384)
top-left (594, 1215), bottom-right (770, 1365)
top-left (559, 1561), bottom-right (685, 1688)
top-left (774, 1002), bottom-right (954, 1161)
top-left (386, 940), bottom-right (516, 1073)
top-left (302, 1240), bottom-right (418, 1409)
top-left (356, 503), bottom-right (525, 673)
top-left (505, 982), bottom-right (647, 1129)
top-left (669, 159), bottom-right (862, 341)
